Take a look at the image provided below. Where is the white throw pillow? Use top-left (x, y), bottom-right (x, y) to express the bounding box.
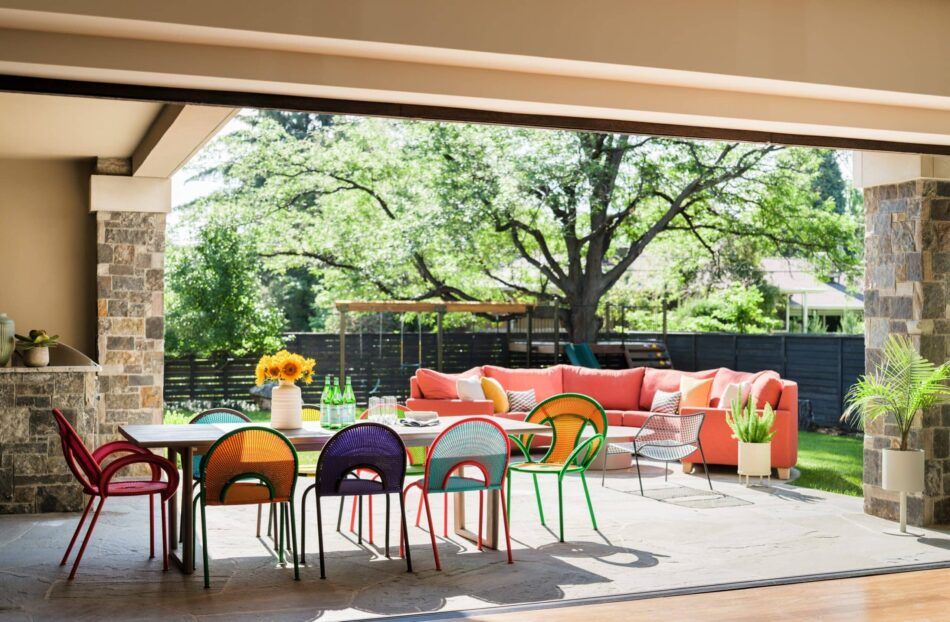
top-left (720, 382), bottom-right (750, 410)
top-left (456, 376), bottom-right (486, 401)
top-left (650, 390), bottom-right (681, 414)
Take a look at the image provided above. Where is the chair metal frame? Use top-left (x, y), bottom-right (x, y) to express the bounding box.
top-left (303, 422), bottom-right (413, 579)
top-left (601, 411), bottom-right (713, 494)
top-left (400, 417), bottom-right (514, 570)
top-left (52, 409), bottom-right (179, 580)
top-left (196, 426), bottom-right (300, 589)
top-left (506, 393), bottom-right (606, 542)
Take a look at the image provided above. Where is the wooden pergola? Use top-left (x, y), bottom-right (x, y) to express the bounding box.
top-left (334, 300), bottom-right (539, 378)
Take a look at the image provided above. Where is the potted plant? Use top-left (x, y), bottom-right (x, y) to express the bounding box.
top-left (15, 329), bottom-right (59, 367)
top-left (725, 396), bottom-right (776, 485)
top-left (843, 335), bottom-right (950, 533)
top-left (255, 350), bottom-right (316, 429)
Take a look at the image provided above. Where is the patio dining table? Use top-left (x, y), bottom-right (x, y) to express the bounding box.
top-left (119, 416), bottom-right (551, 575)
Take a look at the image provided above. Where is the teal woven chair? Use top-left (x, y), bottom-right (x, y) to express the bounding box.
top-left (401, 418), bottom-right (513, 570)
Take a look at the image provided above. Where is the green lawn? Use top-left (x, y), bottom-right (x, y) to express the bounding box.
top-left (163, 408), bottom-right (864, 496)
top-left (791, 431), bottom-right (863, 496)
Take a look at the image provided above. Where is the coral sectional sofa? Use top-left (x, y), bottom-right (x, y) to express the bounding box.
top-left (407, 364), bottom-right (798, 478)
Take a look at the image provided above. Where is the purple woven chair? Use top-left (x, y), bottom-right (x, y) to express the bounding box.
top-left (302, 422), bottom-right (412, 578)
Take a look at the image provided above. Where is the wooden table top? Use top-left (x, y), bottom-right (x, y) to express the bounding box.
top-left (120, 416), bottom-right (552, 451)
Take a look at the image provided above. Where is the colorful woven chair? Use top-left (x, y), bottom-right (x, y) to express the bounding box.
top-left (506, 393), bottom-right (607, 542)
top-left (197, 427), bottom-right (300, 588)
top-left (402, 418), bottom-right (513, 570)
top-left (304, 422), bottom-right (412, 578)
top-left (52, 409), bottom-right (179, 580)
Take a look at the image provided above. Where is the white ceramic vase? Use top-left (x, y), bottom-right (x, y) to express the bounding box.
top-left (23, 346), bottom-right (49, 368)
top-left (270, 380), bottom-right (303, 429)
top-left (738, 441), bottom-right (772, 481)
top-left (882, 448), bottom-right (925, 533)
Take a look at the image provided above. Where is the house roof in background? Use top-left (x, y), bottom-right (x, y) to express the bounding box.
top-left (761, 257), bottom-right (828, 293)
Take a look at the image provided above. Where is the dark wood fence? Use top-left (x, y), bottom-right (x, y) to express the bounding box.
top-left (164, 331), bottom-right (864, 428)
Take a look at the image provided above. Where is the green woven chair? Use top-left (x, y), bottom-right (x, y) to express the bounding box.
top-left (506, 393), bottom-right (607, 542)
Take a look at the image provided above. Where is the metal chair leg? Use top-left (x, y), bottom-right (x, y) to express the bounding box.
top-left (699, 443), bottom-right (714, 491)
top-left (149, 494), bottom-right (155, 559)
top-left (61, 496), bottom-right (93, 566)
top-left (256, 504), bottom-right (263, 537)
top-left (287, 502), bottom-right (300, 581)
top-left (316, 496), bottom-right (326, 579)
top-left (580, 471), bottom-right (597, 531)
top-left (68, 496), bottom-right (105, 580)
top-left (385, 493), bottom-right (391, 558)
top-left (634, 452), bottom-right (644, 496)
top-left (161, 499), bottom-right (169, 571)
top-left (399, 492), bottom-right (413, 573)
top-left (532, 474), bottom-right (545, 525)
top-left (556, 476), bottom-right (565, 542)
top-left (200, 498), bottom-right (210, 589)
top-left (336, 497), bottom-right (345, 532)
top-left (422, 492), bottom-right (440, 570)
top-left (499, 484), bottom-right (514, 564)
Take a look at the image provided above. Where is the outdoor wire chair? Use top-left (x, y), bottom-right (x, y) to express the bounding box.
top-left (52, 409), bottom-right (179, 580)
top-left (401, 417), bottom-right (513, 570)
top-left (303, 422), bottom-right (412, 579)
top-left (197, 426), bottom-right (300, 588)
top-left (601, 412), bottom-right (712, 495)
top-left (507, 393), bottom-right (606, 542)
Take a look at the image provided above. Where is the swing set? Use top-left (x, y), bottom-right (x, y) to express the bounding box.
top-left (334, 300), bottom-right (537, 382)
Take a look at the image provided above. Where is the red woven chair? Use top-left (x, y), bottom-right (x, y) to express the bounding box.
top-left (52, 409), bottom-right (179, 580)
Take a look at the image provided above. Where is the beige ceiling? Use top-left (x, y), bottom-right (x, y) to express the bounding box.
top-left (0, 91), bottom-right (161, 159)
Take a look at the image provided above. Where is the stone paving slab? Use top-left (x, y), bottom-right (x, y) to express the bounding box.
top-left (1, 462), bottom-right (949, 621)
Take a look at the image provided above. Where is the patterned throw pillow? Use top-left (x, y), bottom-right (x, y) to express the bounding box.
top-left (650, 389), bottom-right (681, 414)
top-left (506, 388), bottom-right (538, 413)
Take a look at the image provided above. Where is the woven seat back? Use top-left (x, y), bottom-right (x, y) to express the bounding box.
top-left (189, 408), bottom-right (251, 425)
top-left (644, 412), bottom-right (702, 446)
top-left (425, 418), bottom-right (510, 492)
top-left (317, 423), bottom-right (407, 496)
top-left (524, 394), bottom-right (608, 466)
top-left (302, 404), bottom-right (321, 422)
top-left (201, 427), bottom-right (297, 505)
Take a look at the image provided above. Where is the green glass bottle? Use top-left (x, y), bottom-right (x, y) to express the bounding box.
top-left (342, 377), bottom-right (356, 425)
top-left (330, 377), bottom-right (343, 428)
top-left (319, 374), bottom-right (333, 429)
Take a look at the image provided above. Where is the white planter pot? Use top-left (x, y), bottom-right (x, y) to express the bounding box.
top-left (22, 347), bottom-right (49, 367)
top-left (737, 441), bottom-right (772, 477)
top-left (882, 448), bottom-right (924, 493)
top-left (270, 380), bottom-right (302, 429)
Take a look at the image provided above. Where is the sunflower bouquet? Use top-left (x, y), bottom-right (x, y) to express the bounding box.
top-left (255, 350), bottom-right (316, 385)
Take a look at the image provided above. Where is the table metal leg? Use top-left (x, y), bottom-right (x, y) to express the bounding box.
top-left (168, 447), bottom-right (195, 575)
top-left (167, 448), bottom-right (178, 547)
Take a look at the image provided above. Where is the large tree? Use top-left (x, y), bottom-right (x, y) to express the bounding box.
top-left (184, 114), bottom-right (860, 342)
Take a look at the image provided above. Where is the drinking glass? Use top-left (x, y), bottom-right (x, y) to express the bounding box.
top-left (383, 396), bottom-right (397, 425)
top-left (368, 396), bottom-right (381, 422)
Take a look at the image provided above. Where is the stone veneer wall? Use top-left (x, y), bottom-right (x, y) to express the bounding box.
top-left (0, 370), bottom-right (98, 513)
top-left (863, 179), bottom-right (950, 526)
top-left (96, 211), bottom-right (165, 440)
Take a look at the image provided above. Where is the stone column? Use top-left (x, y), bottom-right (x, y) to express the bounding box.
top-left (92, 159), bottom-right (169, 440)
top-left (857, 153), bottom-right (950, 526)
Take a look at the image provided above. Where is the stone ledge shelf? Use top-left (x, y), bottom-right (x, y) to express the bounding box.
top-left (0, 344), bottom-right (99, 514)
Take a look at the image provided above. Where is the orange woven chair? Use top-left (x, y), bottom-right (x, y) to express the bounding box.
top-left (506, 393), bottom-right (607, 542)
top-left (197, 427), bottom-right (300, 588)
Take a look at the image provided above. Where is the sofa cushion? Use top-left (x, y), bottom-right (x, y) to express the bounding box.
top-left (651, 390), bottom-right (682, 414)
top-left (751, 371), bottom-right (783, 409)
top-left (639, 368), bottom-right (718, 411)
top-left (603, 410), bottom-right (625, 427)
top-left (679, 376), bottom-right (713, 408)
top-left (415, 367), bottom-right (482, 399)
top-left (507, 388), bottom-right (538, 412)
top-left (483, 365), bottom-right (564, 400)
top-left (561, 366), bottom-right (644, 410)
top-left (480, 377), bottom-right (509, 413)
top-left (709, 369), bottom-right (757, 407)
top-left (456, 376), bottom-right (486, 401)
top-left (621, 411), bottom-right (654, 428)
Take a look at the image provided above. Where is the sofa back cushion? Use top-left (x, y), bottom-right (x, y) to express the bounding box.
top-left (709, 368), bottom-right (757, 407)
top-left (751, 370), bottom-right (783, 409)
top-left (561, 366), bottom-right (644, 410)
top-left (639, 368), bottom-right (718, 411)
top-left (482, 365), bottom-right (563, 400)
top-left (415, 367), bottom-right (482, 399)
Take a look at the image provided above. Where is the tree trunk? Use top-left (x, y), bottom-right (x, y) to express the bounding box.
top-left (567, 298), bottom-right (602, 343)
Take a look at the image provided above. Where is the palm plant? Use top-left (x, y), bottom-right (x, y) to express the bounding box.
top-left (843, 335), bottom-right (950, 451)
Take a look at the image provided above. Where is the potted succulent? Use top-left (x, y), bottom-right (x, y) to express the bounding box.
top-left (726, 396), bottom-right (776, 485)
top-left (15, 329), bottom-right (60, 367)
top-left (843, 335), bottom-right (950, 533)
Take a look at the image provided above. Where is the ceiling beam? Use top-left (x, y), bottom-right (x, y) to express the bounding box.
top-left (131, 103), bottom-right (236, 177)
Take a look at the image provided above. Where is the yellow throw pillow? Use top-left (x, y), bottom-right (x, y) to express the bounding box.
top-left (480, 377), bottom-right (509, 414)
top-left (679, 376), bottom-right (713, 409)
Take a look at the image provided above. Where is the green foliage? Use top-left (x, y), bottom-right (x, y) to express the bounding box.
top-left (843, 335), bottom-right (950, 450)
top-left (165, 222), bottom-right (285, 357)
top-left (670, 284), bottom-right (780, 333)
top-left (812, 150), bottom-right (848, 214)
top-left (837, 311), bottom-right (864, 335)
top-left (793, 431), bottom-right (864, 496)
top-left (14, 329), bottom-right (59, 350)
top-left (179, 113), bottom-right (863, 340)
top-left (725, 397), bottom-right (776, 443)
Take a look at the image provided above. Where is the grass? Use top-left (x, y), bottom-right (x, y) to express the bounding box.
top-left (791, 431), bottom-right (864, 496)
top-left (163, 408), bottom-right (865, 496)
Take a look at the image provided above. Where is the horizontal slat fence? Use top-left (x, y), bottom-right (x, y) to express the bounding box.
top-left (165, 331), bottom-right (864, 429)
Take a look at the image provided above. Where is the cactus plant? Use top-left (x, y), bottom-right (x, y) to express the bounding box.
top-left (725, 395), bottom-right (776, 443)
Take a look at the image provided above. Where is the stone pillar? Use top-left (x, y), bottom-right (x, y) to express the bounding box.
top-left (93, 159), bottom-right (169, 440)
top-left (859, 152), bottom-right (950, 526)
